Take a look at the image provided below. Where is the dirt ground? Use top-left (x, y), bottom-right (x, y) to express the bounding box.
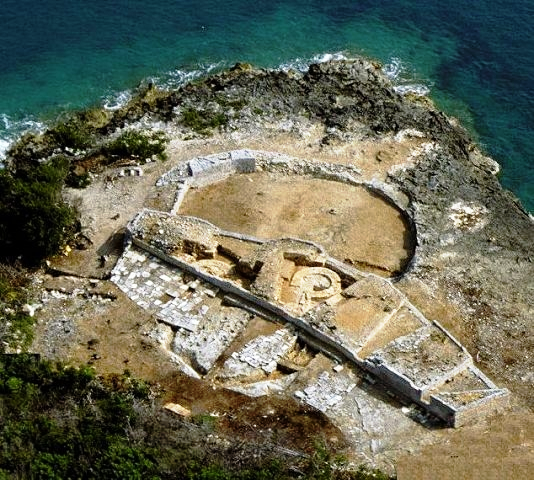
top-left (397, 413), bottom-right (534, 480)
top-left (180, 171), bottom-right (414, 276)
top-left (32, 126), bottom-right (534, 478)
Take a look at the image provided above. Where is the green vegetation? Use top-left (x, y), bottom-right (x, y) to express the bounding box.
top-left (50, 121), bottom-right (94, 151)
top-left (65, 168), bottom-right (91, 189)
top-left (0, 266), bottom-right (33, 352)
top-left (213, 95), bottom-right (247, 111)
top-left (75, 107), bottom-right (113, 130)
top-left (48, 108), bottom-right (112, 153)
top-left (8, 111), bottom-right (102, 172)
top-left (0, 354), bottom-right (395, 479)
top-left (0, 355), bottom-right (156, 479)
top-left (191, 412), bottom-right (219, 431)
top-left (105, 129), bottom-right (168, 162)
top-left (181, 107), bottom-right (228, 135)
top-left (0, 157), bottom-right (74, 345)
top-left (0, 156), bottom-right (77, 265)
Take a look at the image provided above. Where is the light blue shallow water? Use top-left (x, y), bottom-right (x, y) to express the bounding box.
top-left (0, 0), bottom-right (533, 211)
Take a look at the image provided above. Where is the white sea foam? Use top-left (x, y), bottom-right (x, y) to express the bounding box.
top-left (102, 63), bottom-right (223, 111)
top-left (383, 57), bottom-right (431, 97)
top-left (278, 57), bottom-right (310, 73)
top-left (103, 90), bottom-right (132, 111)
top-left (312, 52), bottom-right (348, 64)
top-left (393, 84), bottom-right (431, 96)
top-left (0, 139), bottom-right (11, 162)
top-left (279, 52), bottom-right (348, 73)
top-left (155, 62), bottom-right (223, 90)
top-left (383, 57), bottom-right (403, 80)
top-left (0, 114), bottom-right (46, 162)
top-left (1, 113), bottom-right (11, 130)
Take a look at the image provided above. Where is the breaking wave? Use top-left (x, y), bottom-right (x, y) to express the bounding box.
top-left (0, 114), bottom-right (46, 161)
top-left (383, 57), bottom-right (431, 96)
top-left (278, 53), bottom-right (431, 97)
top-left (102, 63), bottom-right (224, 112)
top-left (102, 90), bottom-right (133, 111)
top-left (1, 54), bottom-right (432, 163)
top-left (278, 51), bottom-right (348, 72)
top-left (153, 62), bottom-right (224, 90)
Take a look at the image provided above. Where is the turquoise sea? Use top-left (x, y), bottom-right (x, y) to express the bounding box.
top-left (1, 0), bottom-right (533, 211)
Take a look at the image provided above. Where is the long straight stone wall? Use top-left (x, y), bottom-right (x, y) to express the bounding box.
top-left (127, 227), bottom-right (507, 427)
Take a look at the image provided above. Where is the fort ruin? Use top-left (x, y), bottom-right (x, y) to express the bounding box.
top-left (111, 149), bottom-right (509, 428)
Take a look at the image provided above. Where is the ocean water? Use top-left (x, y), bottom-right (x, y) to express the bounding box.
top-left (0, 0), bottom-right (533, 211)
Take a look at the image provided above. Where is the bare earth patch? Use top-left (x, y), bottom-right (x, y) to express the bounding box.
top-left (180, 171), bottom-right (414, 276)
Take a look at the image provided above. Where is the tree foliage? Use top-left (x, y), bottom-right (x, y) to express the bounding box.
top-left (0, 354), bottom-right (395, 479)
top-left (105, 130), bottom-right (168, 162)
top-left (0, 157), bottom-right (76, 265)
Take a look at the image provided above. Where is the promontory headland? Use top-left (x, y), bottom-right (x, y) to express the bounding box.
top-left (3, 58), bottom-right (533, 477)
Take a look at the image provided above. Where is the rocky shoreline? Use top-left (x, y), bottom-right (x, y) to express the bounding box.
top-left (6, 58), bottom-right (533, 475)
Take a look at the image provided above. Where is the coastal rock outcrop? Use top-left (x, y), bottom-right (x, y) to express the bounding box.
top-left (13, 57), bottom-right (533, 472)
top-left (13, 58), bottom-right (530, 406)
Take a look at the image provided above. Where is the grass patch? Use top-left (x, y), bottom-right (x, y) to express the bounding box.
top-left (0, 266), bottom-right (34, 352)
top-left (191, 412), bottom-right (219, 431)
top-left (214, 95), bottom-right (247, 111)
top-left (1, 311), bottom-right (35, 352)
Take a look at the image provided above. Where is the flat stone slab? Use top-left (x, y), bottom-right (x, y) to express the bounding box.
top-left (172, 307), bottom-right (251, 374)
top-left (188, 157), bottom-right (219, 176)
top-left (357, 305), bottom-right (428, 358)
top-left (220, 328), bottom-right (297, 379)
top-left (294, 370), bottom-right (358, 412)
top-left (368, 324), bottom-right (471, 390)
top-left (227, 373), bottom-right (298, 397)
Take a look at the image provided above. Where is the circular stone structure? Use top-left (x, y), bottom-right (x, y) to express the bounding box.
top-left (290, 267), bottom-right (342, 300)
top-left (195, 259), bottom-right (234, 277)
top-left (179, 171), bottom-right (415, 276)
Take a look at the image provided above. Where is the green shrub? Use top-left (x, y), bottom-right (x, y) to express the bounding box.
top-left (50, 121), bottom-right (93, 150)
top-left (65, 169), bottom-right (91, 188)
top-left (214, 95), bottom-right (247, 111)
top-left (0, 355), bottom-right (395, 479)
top-left (191, 413), bottom-right (219, 431)
top-left (0, 356), bottom-right (155, 479)
top-left (0, 265), bottom-right (28, 304)
top-left (1, 311), bottom-right (35, 351)
top-left (30, 452), bottom-right (70, 480)
top-left (181, 108), bottom-right (228, 134)
top-left (105, 130), bottom-right (168, 162)
top-left (93, 441), bottom-right (158, 480)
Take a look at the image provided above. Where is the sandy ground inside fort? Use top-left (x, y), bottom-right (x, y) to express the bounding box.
top-left (180, 172), bottom-right (414, 276)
